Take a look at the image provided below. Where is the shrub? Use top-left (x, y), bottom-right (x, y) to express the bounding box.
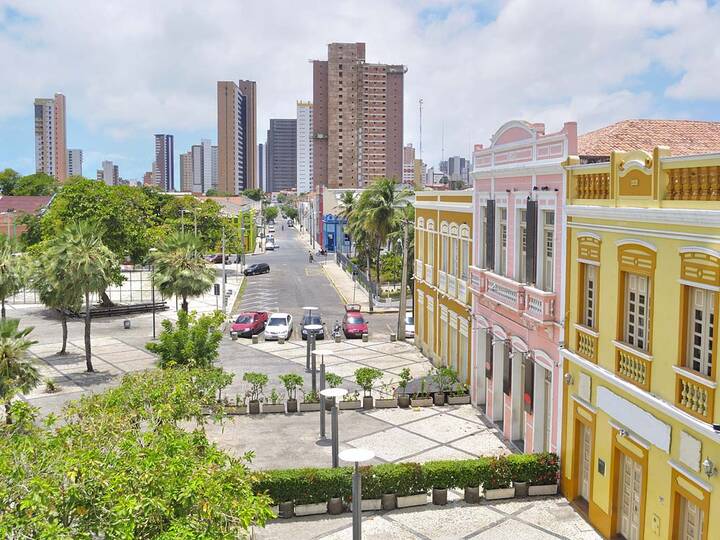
top-left (253, 467), bottom-right (352, 505)
top-left (529, 452), bottom-right (559, 486)
top-left (432, 365), bottom-right (458, 393)
top-left (325, 372), bottom-right (343, 388)
top-left (423, 460), bottom-right (458, 490)
top-left (485, 456), bottom-right (512, 490)
top-left (147, 310), bottom-right (224, 369)
top-left (279, 373), bottom-right (304, 401)
top-left (398, 367), bottom-right (412, 394)
top-left (242, 372), bottom-right (268, 402)
top-left (372, 462), bottom-right (426, 497)
top-left (454, 458), bottom-right (490, 488)
top-left (354, 367), bottom-right (383, 397)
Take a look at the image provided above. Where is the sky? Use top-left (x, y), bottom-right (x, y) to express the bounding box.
top-left (1, 0), bottom-right (720, 187)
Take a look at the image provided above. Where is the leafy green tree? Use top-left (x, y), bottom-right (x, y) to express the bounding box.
top-left (0, 319), bottom-right (38, 424)
top-left (242, 188), bottom-right (263, 201)
top-left (48, 222), bottom-right (119, 372)
top-left (0, 237), bottom-right (25, 319)
top-left (151, 232), bottom-right (215, 312)
top-left (263, 205), bottom-right (279, 222)
top-left (0, 168), bottom-right (20, 195)
top-left (12, 172), bottom-right (58, 196)
top-left (147, 310), bottom-right (224, 369)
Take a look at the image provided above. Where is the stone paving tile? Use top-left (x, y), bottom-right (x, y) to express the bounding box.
top-left (445, 405), bottom-right (489, 425)
top-left (116, 359), bottom-right (155, 372)
top-left (395, 351), bottom-right (427, 361)
top-left (363, 405), bottom-right (440, 426)
top-left (449, 431), bottom-right (511, 457)
top-left (386, 362), bottom-right (433, 379)
top-left (325, 361), bottom-right (370, 379)
top-left (321, 515), bottom-right (416, 540)
top-left (269, 347), bottom-right (313, 360)
top-left (86, 343), bottom-right (139, 353)
top-left (405, 444), bottom-right (475, 463)
top-left (402, 413), bottom-right (485, 444)
top-left (469, 516), bottom-right (567, 539)
top-left (514, 500), bottom-right (601, 539)
top-left (387, 503), bottom-right (504, 539)
top-left (367, 342), bottom-right (417, 355)
top-left (347, 426), bottom-right (437, 462)
top-left (331, 349), bottom-right (385, 361)
top-left (356, 355), bottom-right (417, 370)
top-left (98, 350), bottom-right (155, 363)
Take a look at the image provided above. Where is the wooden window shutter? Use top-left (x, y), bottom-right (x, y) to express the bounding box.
top-left (486, 200), bottom-right (495, 270)
top-left (525, 199), bottom-right (538, 285)
top-left (503, 344), bottom-right (512, 395)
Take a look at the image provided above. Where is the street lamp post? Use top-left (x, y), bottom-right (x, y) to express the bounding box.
top-left (221, 223), bottom-right (227, 312)
top-left (320, 387), bottom-right (347, 467)
top-left (339, 448), bottom-right (375, 540)
top-left (302, 307), bottom-right (319, 371)
top-left (313, 349), bottom-right (335, 439)
top-left (304, 324), bottom-right (323, 392)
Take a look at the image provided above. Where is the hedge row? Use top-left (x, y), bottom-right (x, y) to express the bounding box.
top-left (252, 453), bottom-right (559, 505)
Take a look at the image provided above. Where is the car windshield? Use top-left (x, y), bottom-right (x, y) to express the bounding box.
top-left (405, 315), bottom-right (414, 324)
top-left (268, 318), bottom-right (286, 326)
top-left (346, 316), bottom-right (364, 324)
top-left (302, 316), bottom-right (322, 325)
top-left (235, 315), bottom-right (253, 323)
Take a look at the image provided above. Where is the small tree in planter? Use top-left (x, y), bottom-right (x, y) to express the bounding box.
top-left (300, 389), bottom-right (321, 412)
top-left (411, 378), bottom-right (433, 407)
top-left (448, 381), bottom-right (471, 405)
top-left (397, 368), bottom-right (412, 408)
top-left (484, 456), bottom-right (514, 500)
top-left (242, 372), bottom-right (268, 414)
top-left (279, 373), bottom-right (304, 413)
top-left (375, 379), bottom-right (397, 408)
top-left (340, 390), bottom-right (361, 410)
top-left (431, 366), bottom-right (457, 406)
top-left (354, 367), bottom-right (383, 409)
top-left (263, 388), bottom-right (285, 413)
top-left (324, 371), bottom-right (343, 410)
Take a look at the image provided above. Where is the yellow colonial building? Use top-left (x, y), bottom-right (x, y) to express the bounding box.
top-left (560, 146), bottom-right (720, 540)
top-left (414, 191), bottom-right (473, 383)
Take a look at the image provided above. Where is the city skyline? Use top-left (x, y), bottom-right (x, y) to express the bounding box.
top-left (3, 1), bottom-right (720, 184)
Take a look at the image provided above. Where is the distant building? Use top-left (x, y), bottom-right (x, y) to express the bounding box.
top-left (413, 158), bottom-right (424, 188)
top-left (34, 93), bottom-right (67, 181)
top-left (403, 144), bottom-right (416, 185)
top-left (296, 101), bottom-right (313, 193)
top-left (179, 151), bottom-right (193, 192)
top-left (143, 171), bottom-right (154, 186)
top-left (97, 160), bottom-right (119, 186)
top-left (258, 143), bottom-right (265, 191)
top-left (217, 80), bottom-right (257, 193)
top-left (66, 148), bottom-right (83, 177)
top-left (266, 119), bottom-right (297, 193)
top-left (447, 156), bottom-right (469, 185)
top-left (312, 42), bottom-right (405, 188)
top-left (0, 196), bottom-right (53, 238)
top-left (153, 134), bottom-right (174, 191)
top-left (439, 160), bottom-right (448, 174)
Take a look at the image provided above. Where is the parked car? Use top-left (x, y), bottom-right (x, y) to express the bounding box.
top-left (265, 313), bottom-right (293, 340)
top-left (268, 225), bottom-right (276, 234)
top-left (300, 314), bottom-right (325, 340)
top-left (230, 311), bottom-right (268, 338)
top-left (342, 304), bottom-right (368, 338)
top-left (244, 263), bottom-right (270, 276)
top-left (404, 312), bottom-right (415, 338)
top-left (265, 240), bottom-right (275, 251)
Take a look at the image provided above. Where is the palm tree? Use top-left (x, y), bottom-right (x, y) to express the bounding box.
top-left (0, 237), bottom-right (25, 319)
top-left (49, 222), bottom-right (119, 372)
top-left (151, 232), bottom-right (214, 313)
top-left (0, 318), bottom-right (39, 424)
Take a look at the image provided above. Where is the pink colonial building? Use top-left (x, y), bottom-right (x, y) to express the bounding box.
top-left (469, 120), bottom-right (577, 453)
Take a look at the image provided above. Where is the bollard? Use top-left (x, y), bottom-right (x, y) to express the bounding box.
top-left (123, 320), bottom-right (131, 330)
top-left (278, 337), bottom-right (285, 345)
top-left (252, 335), bottom-right (259, 344)
top-left (231, 333), bottom-right (238, 341)
top-left (390, 333), bottom-right (397, 342)
top-left (335, 335), bottom-right (342, 343)
top-left (362, 333), bottom-right (369, 343)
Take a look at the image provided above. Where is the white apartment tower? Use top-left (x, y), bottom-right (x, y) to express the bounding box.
top-left (34, 93), bottom-right (67, 181)
top-left (296, 101), bottom-right (313, 193)
top-left (66, 149), bottom-right (83, 177)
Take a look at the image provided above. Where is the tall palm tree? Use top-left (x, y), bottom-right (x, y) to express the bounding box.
top-left (0, 318), bottom-right (38, 424)
top-left (151, 232), bottom-right (214, 313)
top-left (0, 237), bottom-right (25, 319)
top-left (49, 222), bottom-right (119, 372)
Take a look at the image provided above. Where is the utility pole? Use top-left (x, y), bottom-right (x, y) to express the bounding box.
top-left (397, 218), bottom-right (410, 341)
top-left (221, 223), bottom-right (227, 312)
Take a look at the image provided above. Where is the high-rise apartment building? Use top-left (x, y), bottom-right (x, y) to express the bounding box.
top-left (96, 160), bottom-right (119, 186)
top-left (66, 148), bottom-right (83, 177)
top-left (180, 151), bottom-right (193, 192)
top-left (267, 119), bottom-right (297, 193)
top-left (296, 101), bottom-right (313, 193)
top-left (447, 156), bottom-right (469, 183)
top-left (217, 80), bottom-right (257, 194)
top-left (312, 43), bottom-right (405, 188)
top-left (153, 134), bottom-right (174, 191)
top-left (258, 143), bottom-right (265, 191)
top-left (34, 93), bottom-right (67, 181)
top-left (402, 144), bottom-right (416, 184)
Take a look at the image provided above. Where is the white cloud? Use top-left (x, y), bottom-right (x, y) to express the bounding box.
top-left (0, 0), bottom-right (718, 173)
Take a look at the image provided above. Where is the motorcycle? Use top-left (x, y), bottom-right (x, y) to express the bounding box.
top-left (331, 320), bottom-right (342, 340)
top-left (309, 252), bottom-right (314, 263)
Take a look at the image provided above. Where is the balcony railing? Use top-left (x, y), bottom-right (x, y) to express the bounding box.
top-left (615, 343), bottom-right (651, 391)
top-left (523, 286), bottom-right (555, 323)
top-left (665, 166), bottom-right (720, 201)
top-left (415, 259), bottom-right (423, 281)
top-left (457, 279), bottom-right (468, 304)
top-left (438, 270), bottom-right (447, 293)
top-left (425, 264), bottom-right (433, 285)
top-left (674, 366), bottom-right (716, 423)
top-left (469, 266), bottom-right (486, 294)
top-left (484, 271), bottom-right (524, 311)
top-left (575, 325), bottom-right (598, 363)
top-left (575, 173), bottom-right (611, 199)
top-left (447, 275), bottom-right (457, 298)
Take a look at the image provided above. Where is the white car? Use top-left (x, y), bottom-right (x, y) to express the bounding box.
top-left (404, 312), bottom-right (415, 338)
top-left (265, 239), bottom-right (275, 251)
top-left (264, 313), bottom-right (293, 340)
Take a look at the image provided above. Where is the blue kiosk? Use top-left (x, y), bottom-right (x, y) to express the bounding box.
top-left (322, 214), bottom-right (350, 253)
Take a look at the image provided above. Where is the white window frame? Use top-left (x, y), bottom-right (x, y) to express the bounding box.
top-left (540, 210), bottom-right (555, 292)
top-left (496, 207), bottom-right (507, 276)
top-left (427, 297), bottom-right (435, 355)
top-left (583, 263), bottom-right (598, 330)
top-left (450, 232), bottom-right (459, 277)
top-left (517, 209), bottom-right (527, 283)
top-left (686, 286), bottom-right (715, 378)
top-left (624, 273), bottom-right (650, 352)
top-left (460, 226), bottom-right (470, 281)
top-left (478, 206), bottom-right (486, 269)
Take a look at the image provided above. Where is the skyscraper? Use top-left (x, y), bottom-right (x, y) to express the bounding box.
top-left (266, 119), bottom-right (297, 193)
top-left (312, 43), bottom-right (405, 188)
top-left (153, 134), bottom-right (174, 191)
top-left (296, 101), bottom-right (313, 193)
top-left (97, 160), bottom-right (119, 186)
top-left (34, 93), bottom-right (67, 181)
top-left (217, 80), bottom-right (257, 194)
top-left (66, 148), bottom-right (83, 177)
top-left (190, 138), bottom-right (214, 193)
top-left (258, 143), bottom-right (265, 191)
top-left (180, 151), bottom-right (193, 192)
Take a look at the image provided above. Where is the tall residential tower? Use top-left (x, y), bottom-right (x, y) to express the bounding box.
top-left (34, 93), bottom-right (67, 181)
top-left (266, 119), bottom-right (297, 193)
top-left (296, 101), bottom-right (313, 193)
top-left (153, 134), bottom-right (174, 191)
top-left (217, 79), bottom-right (257, 194)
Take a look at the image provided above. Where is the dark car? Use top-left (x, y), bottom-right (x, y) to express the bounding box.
top-left (230, 312), bottom-right (268, 337)
top-left (342, 304), bottom-right (368, 338)
top-left (244, 263), bottom-right (270, 276)
top-left (300, 314), bottom-right (325, 340)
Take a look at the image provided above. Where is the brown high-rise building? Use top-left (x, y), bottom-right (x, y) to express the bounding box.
top-left (312, 43), bottom-right (405, 189)
top-left (217, 80), bottom-right (257, 194)
top-left (34, 93), bottom-right (67, 181)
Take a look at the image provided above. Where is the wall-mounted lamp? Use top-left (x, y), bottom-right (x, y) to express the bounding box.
top-left (703, 458), bottom-right (716, 478)
top-left (563, 373), bottom-right (574, 385)
top-left (618, 429), bottom-right (629, 438)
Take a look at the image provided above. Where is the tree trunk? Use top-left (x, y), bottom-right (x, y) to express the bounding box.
top-left (366, 252), bottom-right (373, 313)
top-left (99, 289), bottom-right (114, 307)
top-left (1, 298), bottom-right (5, 319)
top-left (4, 402), bottom-right (11, 425)
top-left (59, 313), bottom-right (68, 355)
top-left (84, 291), bottom-right (94, 372)
top-left (181, 295), bottom-right (189, 313)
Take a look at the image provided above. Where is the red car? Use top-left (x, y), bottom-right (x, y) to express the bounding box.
top-left (342, 304), bottom-right (368, 338)
top-left (231, 312), bottom-right (268, 338)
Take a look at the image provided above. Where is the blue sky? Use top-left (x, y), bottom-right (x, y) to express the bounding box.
top-left (1, 0), bottom-right (719, 187)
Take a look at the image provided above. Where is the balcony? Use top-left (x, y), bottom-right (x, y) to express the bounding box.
top-left (484, 271), bottom-right (524, 312)
top-left (438, 270), bottom-right (447, 293)
top-left (674, 366), bottom-right (716, 423)
top-left (574, 172), bottom-right (611, 199)
top-left (457, 279), bottom-right (468, 305)
top-left (447, 274), bottom-right (457, 298)
top-left (614, 342), bottom-right (652, 391)
top-left (415, 259), bottom-right (423, 281)
top-left (575, 325), bottom-right (598, 363)
top-left (469, 266), bottom-right (486, 294)
top-left (425, 264), bottom-right (433, 285)
top-left (523, 286), bottom-right (555, 323)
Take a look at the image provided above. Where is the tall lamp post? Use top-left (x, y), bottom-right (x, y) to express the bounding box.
top-left (148, 248), bottom-right (158, 339)
top-left (304, 324), bottom-right (323, 391)
top-left (339, 448), bottom-right (375, 540)
top-left (320, 387), bottom-right (347, 467)
top-left (396, 217), bottom-right (411, 341)
top-left (313, 349), bottom-right (335, 439)
top-left (302, 306), bottom-right (319, 371)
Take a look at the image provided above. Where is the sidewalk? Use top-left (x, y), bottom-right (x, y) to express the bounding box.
top-left (321, 260), bottom-right (397, 314)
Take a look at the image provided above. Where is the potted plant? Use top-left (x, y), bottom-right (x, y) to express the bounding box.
top-left (324, 372), bottom-right (343, 410)
top-left (279, 373), bottom-right (303, 413)
top-left (224, 392), bottom-right (248, 415)
top-left (394, 463), bottom-right (428, 508)
top-left (243, 372), bottom-right (268, 414)
top-left (527, 453), bottom-right (560, 496)
top-left (300, 389), bottom-right (321, 412)
top-left (460, 459), bottom-right (483, 504)
top-left (424, 461), bottom-right (455, 506)
top-left (447, 381), bottom-right (471, 405)
top-left (263, 388), bottom-right (286, 413)
top-left (354, 367), bottom-right (383, 409)
top-left (358, 466), bottom-right (383, 511)
top-left (339, 390), bottom-right (362, 410)
top-left (431, 366), bottom-right (457, 406)
top-left (410, 378), bottom-right (433, 407)
top-left (484, 456), bottom-right (515, 500)
top-left (397, 368), bottom-right (412, 408)
top-left (375, 379), bottom-right (398, 408)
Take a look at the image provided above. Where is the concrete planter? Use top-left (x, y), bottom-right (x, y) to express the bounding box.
top-left (528, 484), bottom-right (558, 496)
top-left (381, 493), bottom-right (397, 510)
top-left (278, 501), bottom-right (294, 519)
top-left (339, 400), bottom-right (361, 410)
top-left (397, 493), bottom-right (428, 508)
top-left (398, 395), bottom-right (411, 408)
top-left (361, 498), bottom-right (382, 511)
top-left (410, 397), bottom-right (433, 407)
top-left (484, 487), bottom-right (515, 500)
top-left (362, 396), bottom-right (374, 410)
top-left (327, 497), bottom-right (344, 515)
top-left (374, 398), bottom-right (397, 409)
top-left (514, 481), bottom-right (528, 498)
top-left (299, 402), bottom-right (320, 412)
top-left (294, 502), bottom-right (327, 516)
top-left (262, 403), bottom-right (285, 414)
top-left (448, 394), bottom-right (471, 405)
top-left (224, 406), bottom-right (247, 415)
top-left (433, 392), bottom-right (446, 406)
top-left (248, 401), bottom-right (261, 415)
top-left (286, 399), bottom-right (298, 413)
top-left (464, 486), bottom-right (481, 504)
top-left (432, 488), bottom-right (448, 506)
